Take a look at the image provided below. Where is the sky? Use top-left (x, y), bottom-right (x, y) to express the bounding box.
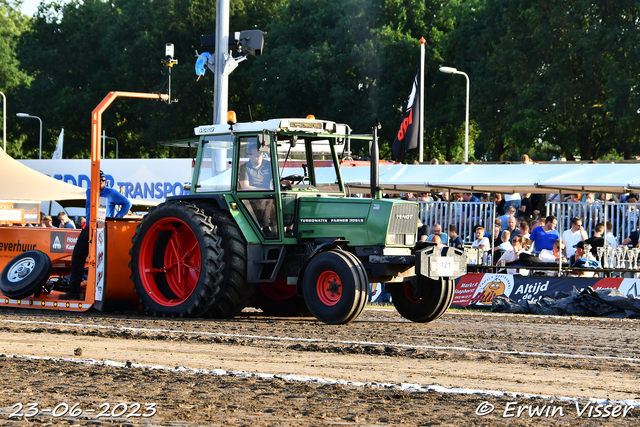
top-left (19, 0), bottom-right (71, 16)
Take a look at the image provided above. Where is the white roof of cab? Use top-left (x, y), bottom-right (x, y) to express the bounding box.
top-left (194, 118), bottom-right (349, 136)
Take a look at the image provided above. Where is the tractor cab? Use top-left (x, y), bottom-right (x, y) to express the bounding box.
top-left (190, 115), bottom-right (358, 243)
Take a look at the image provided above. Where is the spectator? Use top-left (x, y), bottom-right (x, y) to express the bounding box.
top-left (539, 239), bottom-right (567, 263)
top-left (461, 192), bottom-right (481, 228)
top-left (427, 223), bottom-right (448, 244)
top-left (78, 216), bottom-right (86, 229)
top-left (432, 234), bottom-right (445, 253)
top-left (585, 223), bottom-right (606, 256)
top-left (497, 235), bottom-right (531, 275)
top-left (448, 224), bottom-right (463, 249)
top-left (40, 215), bottom-right (54, 228)
top-left (571, 241), bottom-right (600, 277)
top-left (622, 229), bottom-right (640, 248)
top-left (499, 230), bottom-right (513, 252)
top-left (504, 193), bottom-right (521, 212)
top-left (521, 154), bottom-right (533, 164)
top-left (57, 211), bottom-right (76, 229)
top-left (529, 215), bottom-right (559, 252)
top-left (605, 220), bottom-right (618, 249)
top-left (430, 158), bottom-right (439, 165)
top-left (493, 193), bottom-right (505, 216)
top-left (626, 197), bottom-right (638, 230)
top-left (471, 226), bottom-right (490, 251)
top-left (562, 217), bottom-right (588, 258)
top-left (519, 221), bottom-right (531, 239)
top-left (506, 216), bottom-right (519, 242)
top-left (417, 218), bottom-right (429, 243)
top-left (498, 205), bottom-right (516, 231)
top-left (519, 193), bottom-right (533, 219)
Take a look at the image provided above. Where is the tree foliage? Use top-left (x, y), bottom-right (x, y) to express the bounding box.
top-left (3, 0), bottom-right (639, 161)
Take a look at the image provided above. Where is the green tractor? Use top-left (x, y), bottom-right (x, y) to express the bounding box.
top-left (129, 115), bottom-right (466, 324)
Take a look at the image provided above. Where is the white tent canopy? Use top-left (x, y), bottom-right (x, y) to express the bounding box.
top-left (0, 149), bottom-right (86, 202)
top-left (341, 163), bottom-right (640, 195)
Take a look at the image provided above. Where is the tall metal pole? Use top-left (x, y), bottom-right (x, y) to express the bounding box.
top-left (419, 38), bottom-right (425, 163)
top-left (16, 113), bottom-right (42, 159)
top-left (214, 0), bottom-right (230, 125)
top-left (0, 92), bottom-right (5, 152)
top-left (439, 67), bottom-right (470, 162)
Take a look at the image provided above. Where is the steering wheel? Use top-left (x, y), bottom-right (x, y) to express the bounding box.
top-left (281, 174), bottom-right (305, 184)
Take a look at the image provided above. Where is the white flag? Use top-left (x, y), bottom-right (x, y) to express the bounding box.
top-left (52, 127), bottom-right (64, 159)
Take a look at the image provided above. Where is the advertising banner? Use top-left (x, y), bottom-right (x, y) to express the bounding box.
top-left (454, 274), bottom-right (640, 308)
top-left (19, 159), bottom-right (193, 202)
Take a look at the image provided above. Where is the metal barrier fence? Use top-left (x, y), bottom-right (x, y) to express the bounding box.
top-left (419, 201), bottom-right (494, 243)
top-left (547, 202), bottom-right (640, 244)
top-left (418, 200), bottom-right (639, 245)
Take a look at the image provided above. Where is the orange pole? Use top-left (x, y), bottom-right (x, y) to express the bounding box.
top-left (87, 92), bottom-right (168, 301)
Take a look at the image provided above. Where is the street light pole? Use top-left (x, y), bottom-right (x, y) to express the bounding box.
top-left (0, 92), bottom-right (6, 152)
top-left (439, 66), bottom-right (470, 163)
top-left (101, 130), bottom-right (119, 159)
top-left (16, 113), bottom-right (43, 159)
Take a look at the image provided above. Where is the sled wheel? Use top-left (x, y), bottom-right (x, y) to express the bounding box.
top-left (203, 209), bottom-right (252, 318)
top-left (251, 280), bottom-right (311, 317)
top-left (0, 250), bottom-right (52, 299)
top-left (389, 277), bottom-right (455, 323)
top-left (302, 250), bottom-right (367, 325)
top-left (130, 201), bottom-right (223, 317)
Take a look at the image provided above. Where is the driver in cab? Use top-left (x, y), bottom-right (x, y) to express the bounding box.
top-left (238, 146), bottom-right (273, 191)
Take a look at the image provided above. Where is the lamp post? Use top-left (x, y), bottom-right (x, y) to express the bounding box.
top-left (101, 130), bottom-right (119, 159)
top-left (439, 66), bottom-right (470, 163)
top-left (0, 92), bottom-right (5, 152)
top-left (16, 113), bottom-right (43, 159)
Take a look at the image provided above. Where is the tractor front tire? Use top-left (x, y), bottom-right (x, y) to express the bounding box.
top-left (129, 201), bottom-right (223, 317)
top-left (302, 250), bottom-right (367, 325)
top-left (389, 277), bottom-right (455, 323)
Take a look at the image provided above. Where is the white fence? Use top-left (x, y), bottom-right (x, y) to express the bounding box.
top-left (418, 200), bottom-right (640, 244)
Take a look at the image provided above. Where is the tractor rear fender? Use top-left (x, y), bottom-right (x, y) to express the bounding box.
top-left (295, 239), bottom-right (349, 296)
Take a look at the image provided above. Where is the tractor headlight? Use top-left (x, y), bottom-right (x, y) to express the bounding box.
top-left (406, 234), bottom-right (415, 245)
top-left (386, 234), bottom-right (396, 245)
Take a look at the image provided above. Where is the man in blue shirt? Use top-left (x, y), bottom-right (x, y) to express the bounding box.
top-left (61, 171), bottom-right (132, 300)
top-left (529, 215), bottom-right (559, 252)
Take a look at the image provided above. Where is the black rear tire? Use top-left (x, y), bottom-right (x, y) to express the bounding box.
top-left (302, 250), bottom-right (367, 325)
top-left (389, 277), bottom-right (454, 323)
top-left (203, 209), bottom-right (252, 318)
top-left (0, 250), bottom-right (52, 299)
top-left (129, 201), bottom-right (224, 317)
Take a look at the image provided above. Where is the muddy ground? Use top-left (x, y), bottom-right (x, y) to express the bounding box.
top-left (0, 307), bottom-right (638, 426)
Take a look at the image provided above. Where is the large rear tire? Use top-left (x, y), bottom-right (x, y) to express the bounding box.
top-left (302, 250), bottom-right (367, 325)
top-left (389, 277), bottom-right (455, 323)
top-left (203, 209), bottom-right (252, 318)
top-left (129, 201), bottom-right (223, 317)
top-left (0, 250), bottom-right (52, 299)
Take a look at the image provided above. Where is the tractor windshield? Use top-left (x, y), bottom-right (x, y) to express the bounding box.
top-left (195, 135), bottom-right (234, 192)
top-left (277, 136), bottom-right (342, 193)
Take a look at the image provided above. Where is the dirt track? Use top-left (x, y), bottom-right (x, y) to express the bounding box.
top-left (0, 307), bottom-right (638, 426)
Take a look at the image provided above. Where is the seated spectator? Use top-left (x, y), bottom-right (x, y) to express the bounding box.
top-left (448, 224), bottom-right (463, 249)
top-left (570, 241), bottom-right (600, 277)
top-left (78, 216), bottom-right (86, 229)
top-left (417, 218), bottom-right (429, 243)
top-left (539, 239), bottom-right (567, 263)
top-left (562, 217), bottom-right (588, 258)
top-left (529, 215), bottom-right (559, 252)
top-left (499, 230), bottom-right (513, 252)
top-left (40, 215), bottom-right (54, 228)
top-left (432, 234), bottom-right (445, 253)
top-left (497, 235), bottom-right (531, 276)
top-left (506, 216), bottom-right (520, 242)
top-left (427, 223), bottom-right (448, 244)
top-left (57, 211), bottom-right (76, 229)
top-left (471, 226), bottom-right (490, 252)
top-left (622, 229), bottom-right (640, 248)
top-left (586, 223), bottom-right (606, 256)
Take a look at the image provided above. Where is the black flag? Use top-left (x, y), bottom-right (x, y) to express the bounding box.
top-left (392, 69), bottom-right (421, 163)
